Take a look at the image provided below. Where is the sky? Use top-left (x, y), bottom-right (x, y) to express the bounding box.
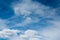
top-left (0, 0), bottom-right (60, 40)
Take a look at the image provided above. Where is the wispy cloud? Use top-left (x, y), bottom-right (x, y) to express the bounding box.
top-left (9, 0), bottom-right (56, 28)
top-left (0, 19), bottom-right (8, 30)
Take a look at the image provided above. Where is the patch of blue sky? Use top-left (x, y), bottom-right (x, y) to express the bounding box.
top-left (0, 0), bottom-right (22, 19)
top-left (6, 16), bottom-right (26, 28)
top-left (0, 6), bottom-right (14, 19)
top-left (0, 0), bottom-right (14, 19)
top-left (32, 0), bottom-right (60, 8)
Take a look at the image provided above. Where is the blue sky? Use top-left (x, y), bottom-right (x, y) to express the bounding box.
top-left (0, 0), bottom-right (60, 40)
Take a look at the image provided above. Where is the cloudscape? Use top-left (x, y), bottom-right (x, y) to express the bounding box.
top-left (0, 0), bottom-right (60, 40)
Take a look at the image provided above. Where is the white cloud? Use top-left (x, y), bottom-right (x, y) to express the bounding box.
top-left (19, 30), bottom-right (43, 40)
top-left (0, 29), bottom-right (21, 38)
top-left (39, 20), bottom-right (60, 40)
top-left (9, 30), bottom-right (43, 40)
top-left (24, 30), bottom-right (38, 37)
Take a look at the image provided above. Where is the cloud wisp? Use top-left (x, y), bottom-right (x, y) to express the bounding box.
top-left (8, 0), bottom-right (57, 28)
